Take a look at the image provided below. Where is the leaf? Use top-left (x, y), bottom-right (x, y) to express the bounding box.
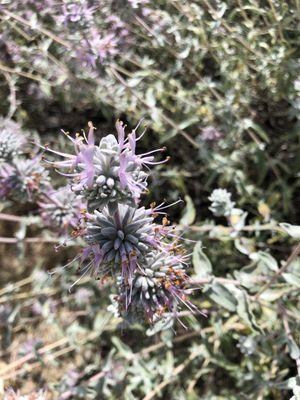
top-left (111, 337), bottom-right (133, 359)
top-left (286, 337), bottom-right (300, 360)
top-left (93, 311), bottom-right (112, 334)
top-left (180, 195), bottom-right (196, 225)
top-left (177, 116), bottom-right (199, 130)
top-left (260, 288), bottom-right (291, 302)
top-left (192, 241), bottom-right (212, 278)
top-left (146, 315), bottom-right (174, 336)
top-left (204, 282), bottom-right (237, 312)
top-left (283, 273), bottom-right (300, 287)
top-left (235, 290), bottom-right (262, 332)
top-left (280, 223), bottom-right (300, 239)
top-left (242, 118), bottom-right (270, 143)
top-left (256, 251), bottom-right (278, 271)
top-left (234, 238), bottom-right (255, 256)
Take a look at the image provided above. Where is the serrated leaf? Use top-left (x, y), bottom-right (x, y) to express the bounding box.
top-left (192, 241), bottom-right (212, 278)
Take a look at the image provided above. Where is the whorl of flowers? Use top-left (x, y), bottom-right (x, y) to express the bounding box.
top-left (46, 120), bottom-right (194, 325)
top-left (83, 204), bottom-right (155, 279)
top-left (200, 126), bottom-right (223, 142)
top-left (117, 250), bottom-right (190, 323)
top-left (209, 188), bottom-right (235, 217)
top-left (0, 118), bottom-right (26, 162)
top-left (38, 186), bottom-right (85, 232)
top-left (46, 121), bottom-right (166, 212)
top-left (59, 0), bottom-right (95, 26)
top-left (0, 157), bottom-right (50, 203)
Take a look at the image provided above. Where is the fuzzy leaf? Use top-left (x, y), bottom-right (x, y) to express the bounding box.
top-left (180, 195), bottom-right (196, 225)
top-left (280, 223), bottom-right (300, 239)
top-left (192, 241), bottom-right (212, 278)
top-left (204, 282), bottom-right (237, 312)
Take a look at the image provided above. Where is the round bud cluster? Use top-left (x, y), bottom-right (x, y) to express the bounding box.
top-left (209, 188), bottom-right (235, 217)
top-left (0, 118), bottom-right (26, 163)
top-left (117, 251), bottom-right (188, 323)
top-left (85, 204), bottom-right (153, 277)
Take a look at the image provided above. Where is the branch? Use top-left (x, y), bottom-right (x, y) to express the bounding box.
top-left (254, 243), bottom-right (300, 300)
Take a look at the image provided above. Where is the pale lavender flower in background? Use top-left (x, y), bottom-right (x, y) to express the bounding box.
top-left (0, 157), bottom-right (50, 203)
top-left (105, 15), bottom-right (129, 38)
top-left (39, 186), bottom-right (85, 231)
top-left (77, 29), bottom-right (118, 68)
top-left (18, 338), bottom-right (43, 357)
top-left (4, 388), bottom-right (47, 400)
top-left (73, 287), bottom-right (93, 305)
top-left (58, 369), bottom-right (81, 400)
top-left (59, 0), bottom-right (95, 25)
top-left (200, 126), bottom-right (223, 142)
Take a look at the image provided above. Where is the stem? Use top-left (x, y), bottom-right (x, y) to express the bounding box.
top-left (188, 277), bottom-right (240, 286)
top-left (109, 66), bottom-right (200, 149)
top-left (182, 222), bottom-right (285, 233)
top-left (254, 243), bottom-right (300, 300)
top-left (0, 213), bottom-right (25, 222)
top-left (0, 237), bottom-right (61, 244)
top-left (282, 309), bottom-right (300, 377)
top-left (1, 10), bottom-right (71, 48)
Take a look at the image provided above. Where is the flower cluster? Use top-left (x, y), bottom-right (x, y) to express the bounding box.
top-left (46, 121), bottom-right (193, 324)
top-left (209, 188), bottom-right (235, 217)
top-left (47, 121), bottom-right (165, 212)
top-left (0, 119), bottom-right (84, 236)
top-left (209, 188), bottom-right (248, 232)
top-left (38, 186), bottom-right (85, 233)
top-left (0, 120), bottom-right (50, 203)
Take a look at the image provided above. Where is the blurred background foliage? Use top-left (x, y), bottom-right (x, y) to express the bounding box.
top-left (0, 0), bottom-right (299, 399)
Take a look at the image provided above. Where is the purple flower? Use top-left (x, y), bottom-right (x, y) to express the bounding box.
top-left (118, 250), bottom-right (190, 323)
top-left (76, 29), bottom-right (118, 67)
top-left (45, 121), bottom-right (166, 211)
top-left (81, 204), bottom-right (156, 284)
top-left (18, 338), bottom-right (43, 356)
top-left (38, 186), bottom-right (85, 232)
top-left (0, 157), bottom-right (50, 203)
top-left (200, 126), bottom-right (223, 142)
top-left (59, 0), bottom-right (95, 25)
